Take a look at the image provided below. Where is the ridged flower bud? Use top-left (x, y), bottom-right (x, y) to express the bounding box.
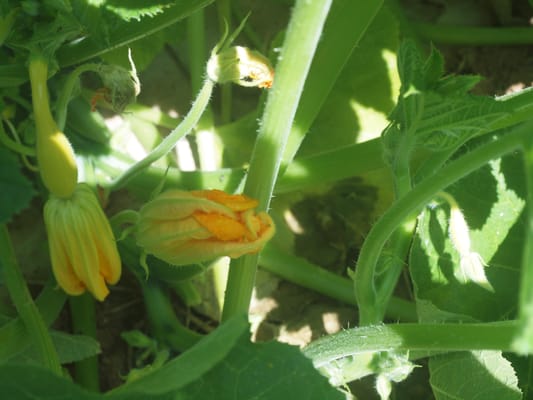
top-left (44, 183), bottom-right (122, 301)
top-left (136, 189), bottom-right (275, 265)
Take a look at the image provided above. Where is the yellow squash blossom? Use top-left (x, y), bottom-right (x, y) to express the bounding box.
top-left (136, 189), bottom-right (275, 265)
top-left (44, 183), bottom-right (122, 301)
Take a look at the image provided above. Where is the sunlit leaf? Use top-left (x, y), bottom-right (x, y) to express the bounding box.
top-left (429, 351), bottom-right (521, 400)
top-left (410, 154), bottom-right (525, 322)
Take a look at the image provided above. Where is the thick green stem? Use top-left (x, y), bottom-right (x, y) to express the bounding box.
top-left (0, 225), bottom-right (62, 375)
top-left (355, 122), bottom-right (532, 326)
top-left (108, 78), bottom-right (214, 191)
top-left (221, 0), bottom-right (333, 322)
top-left (69, 294), bottom-right (99, 391)
top-left (304, 320), bottom-right (519, 369)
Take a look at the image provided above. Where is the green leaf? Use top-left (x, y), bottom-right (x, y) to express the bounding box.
top-left (51, 332), bottom-right (101, 364)
top-left (505, 353), bottom-right (533, 400)
top-left (111, 314), bottom-right (342, 399)
top-left (409, 155), bottom-right (525, 322)
top-left (57, 0), bottom-right (214, 67)
top-left (429, 351), bottom-right (521, 400)
top-left (104, 0), bottom-right (178, 21)
top-left (0, 363), bottom-right (173, 400)
top-left (110, 314), bottom-right (249, 396)
top-left (0, 364), bottom-right (98, 400)
top-left (177, 333), bottom-right (344, 400)
top-left (9, 331), bottom-right (100, 365)
top-left (384, 40), bottom-right (515, 169)
top-left (0, 148), bottom-right (35, 224)
top-left (297, 4), bottom-right (398, 157)
top-left (283, 0), bottom-right (388, 162)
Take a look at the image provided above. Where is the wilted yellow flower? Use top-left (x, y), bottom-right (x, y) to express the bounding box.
top-left (44, 183), bottom-right (122, 301)
top-left (136, 189), bottom-right (276, 265)
top-left (207, 46), bottom-right (274, 89)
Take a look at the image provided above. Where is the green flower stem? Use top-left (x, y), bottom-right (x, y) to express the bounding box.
top-left (69, 294), bottom-right (99, 391)
top-left (0, 225), bottom-right (62, 375)
top-left (108, 78), bottom-right (215, 192)
top-left (220, 0), bottom-right (333, 322)
top-left (303, 320), bottom-right (519, 369)
top-left (355, 122), bottom-right (532, 326)
top-left (513, 131), bottom-right (533, 352)
top-left (259, 244), bottom-right (418, 322)
top-left (55, 63), bottom-right (100, 131)
top-left (412, 22), bottom-right (533, 45)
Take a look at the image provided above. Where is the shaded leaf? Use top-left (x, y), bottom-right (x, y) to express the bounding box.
top-left (178, 332), bottom-right (344, 400)
top-left (0, 148), bottom-right (35, 224)
top-left (505, 353), bottom-right (533, 400)
top-left (0, 364), bottom-right (173, 400)
top-left (6, 332), bottom-right (100, 365)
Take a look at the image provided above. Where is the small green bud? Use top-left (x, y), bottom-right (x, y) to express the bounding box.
top-left (94, 49), bottom-right (141, 112)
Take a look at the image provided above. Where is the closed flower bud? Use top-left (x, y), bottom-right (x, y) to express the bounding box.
top-left (207, 46), bottom-right (274, 89)
top-left (136, 189), bottom-right (275, 265)
top-left (94, 48), bottom-right (141, 113)
top-left (44, 183), bottom-right (122, 301)
top-left (29, 57), bottom-right (77, 198)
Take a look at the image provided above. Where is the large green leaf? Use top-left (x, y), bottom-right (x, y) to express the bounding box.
top-left (410, 154), bottom-right (525, 322)
top-left (0, 148), bottom-right (36, 224)
top-left (112, 314), bottom-right (342, 399)
top-left (0, 364), bottom-right (172, 400)
top-left (177, 332), bottom-right (344, 400)
top-left (110, 314), bottom-right (249, 397)
top-left (505, 353), bottom-right (533, 400)
top-left (59, 0), bottom-right (214, 67)
top-left (9, 331), bottom-right (101, 365)
top-left (297, 4), bottom-right (398, 157)
top-left (429, 351), bottom-right (521, 400)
